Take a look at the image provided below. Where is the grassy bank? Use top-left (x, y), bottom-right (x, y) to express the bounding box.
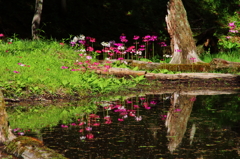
top-left (0, 39), bottom-right (146, 98)
top-left (0, 37), bottom-right (240, 99)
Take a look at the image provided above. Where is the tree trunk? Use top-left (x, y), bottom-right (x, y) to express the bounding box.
top-left (165, 0), bottom-right (203, 64)
top-left (31, 0), bottom-right (43, 40)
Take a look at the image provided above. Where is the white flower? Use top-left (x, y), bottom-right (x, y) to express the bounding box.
top-left (136, 51), bottom-right (142, 55)
top-left (72, 36), bottom-right (79, 43)
top-left (118, 46), bottom-right (125, 50)
top-left (79, 34), bottom-right (85, 40)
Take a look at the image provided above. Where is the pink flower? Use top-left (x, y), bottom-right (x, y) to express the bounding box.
top-left (139, 97), bottom-right (145, 100)
top-left (13, 71), bottom-right (19, 73)
top-left (0, 33), bottom-right (4, 37)
top-left (133, 35), bottom-right (140, 40)
top-left (90, 37), bottom-right (96, 42)
top-left (95, 50), bottom-right (101, 53)
top-left (59, 42), bottom-right (64, 46)
top-left (87, 46), bottom-right (94, 52)
top-left (86, 56), bottom-right (92, 60)
top-left (71, 123), bottom-right (77, 126)
top-left (61, 66), bottom-right (68, 69)
top-left (79, 129), bottom-right (84, 133)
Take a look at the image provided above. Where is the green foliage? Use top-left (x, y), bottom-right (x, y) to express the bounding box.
top-left (7, 103), bottom-right (97, 131)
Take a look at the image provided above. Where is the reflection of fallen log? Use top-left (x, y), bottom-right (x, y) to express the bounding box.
top-left (0, 90), bottom-right (67, 159)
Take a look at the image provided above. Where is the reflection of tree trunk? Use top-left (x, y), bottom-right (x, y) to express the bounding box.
top-left (32, 0), bottom-right (43, 40)
top-left (165, 92), bottom-right (195, 152)
top-left (165, 0), bottom-right (203, 64)
top-left (0, 90), bottom-right (67, 158)
top-left (0, 90), bottom-right (16, 143)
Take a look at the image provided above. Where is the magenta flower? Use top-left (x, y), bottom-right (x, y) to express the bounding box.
top-left (71, 123), bottom-right (77, 126)
top-left (159, 42), bottom-right (167, 47)
top-left (86, 56), bottom-right (92, 60)
top-left (18, 132), bottom-right (24, 136)
top-left (87, 46), bottom-right (94, 52)
top-left (13, 71), bottom-right (19, 73)
top-left (139, 97), bottom-right (145, 100)
top-left (133, 35), bottom-right (140, 40)
top-left (0, 33), bottom-right (4, 37)
top-left (90, 37), bottom-right (96, 42)
top-left (61, 66), bottom-right (68, 69)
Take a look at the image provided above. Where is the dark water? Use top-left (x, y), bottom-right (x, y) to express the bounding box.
top-left (25, 93), bottom-right (240, 158)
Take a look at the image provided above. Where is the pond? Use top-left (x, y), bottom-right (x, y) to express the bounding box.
top-left (7, 89), bottom-right (240, 159)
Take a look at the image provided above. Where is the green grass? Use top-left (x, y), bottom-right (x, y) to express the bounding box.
top-left (0, 39), bottom-right (144, 98)
top-left (200, 51), bottom-right (240, 63)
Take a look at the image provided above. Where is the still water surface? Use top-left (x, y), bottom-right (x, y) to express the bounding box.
top-left (13, 90), bottom-right (240, 158)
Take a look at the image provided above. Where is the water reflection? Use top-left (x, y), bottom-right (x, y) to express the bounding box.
top-left (8, 89), bottom-right (240, 158)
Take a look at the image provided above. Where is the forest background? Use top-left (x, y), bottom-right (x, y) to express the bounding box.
top-left (0, 0), bottom-right (239, 44)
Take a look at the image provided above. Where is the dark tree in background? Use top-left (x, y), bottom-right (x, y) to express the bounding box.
top-left (32, 0), bottom-right (43, 40)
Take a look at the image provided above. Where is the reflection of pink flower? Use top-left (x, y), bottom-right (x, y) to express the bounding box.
top-left (139, 97), bottom-right (145, 100)
top-left (129, 112), bottom-right (136, 117)
top-left (86, 133), bottom-right (94, 139)
top-left (105, 120), bottom-right (112, 124)
top-left (135, 116), bottom-right (142, 121)
top-left (126, 100), bottom-right (132, 103)
top-left (150, 101), bottom-right (157, 105)
top-left (160, 115), bottom-right (167, 120)
top-left (79, 129), bottom-right (84, 133)
top-left (145, 106), bottom-right (151, 110)
top-left (78, 122), bottom-right (85, 126)
top-left (85, 127), bottom-right (92, 131)
top-left (61, 124), bottom-right (68, 128)
top-left (190, 97), bottom-right (196, 102)
top-left (134, 105), bottom-right (139, 108)
top-left (174, 109), bottom-right (181, 112)
top-left (118, 118), bottom-right (124, 121)
top-left (93, 123), bottom-right (100, 126)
